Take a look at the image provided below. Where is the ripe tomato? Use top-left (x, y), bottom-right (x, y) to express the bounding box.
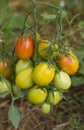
top-left (47, 90), bottom-right (62, 105)
top-left (32, 62), bottom-right (55, 86)
top-left (15, 36), bottom-right (34, 59)
top-left (38, 40), bottom-right (51, 59)
top-left (15, 66), bottom-right (33, 89)
top-left (0, 60), bottom-right (11, 78)
top-left (54, 71), bottom-right (71, 90)
top-left (15, 59), bottom-right (33, 74)
top-left (41, 102), bottom-right (51, 114)
top-left (0, 78), bottom-right (11, 94)
top-left (58, 51), bottom-right (79, 75)
top-left (27, 85), bottom-right (47, 104)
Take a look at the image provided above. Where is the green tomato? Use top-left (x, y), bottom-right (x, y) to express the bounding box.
top-left (27, 85), bottom-right (47, 105)
top-left (41, 102), bottom-right (51, 114)
top-left (47, 90), bottom-right (62, 105)
top-left (54, 71), bottom-right (71, 90)
top-left (15, 66), bottom-right (33, 89)
top-left (0, 78), bottom-right (11, 94)
top-left (15, 59), bottom-right (33, 74)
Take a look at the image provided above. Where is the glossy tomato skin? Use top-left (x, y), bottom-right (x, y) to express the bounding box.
top-left (58, 51), bottom-right (79, 75)
top-left (54, 71), bottom-right (71, 90)
top-left (15, 66), bottom-right (33, 89)
top-left (15, 36), bottom-right (34, 59)
top-left (15, 59), bottom-right (33, 74)
top-left (27, 85), bottom-right (47, 105)
top-left (32, 62), bottom-right (55, 86)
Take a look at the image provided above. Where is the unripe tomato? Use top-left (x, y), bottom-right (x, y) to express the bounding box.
top-left (47, 90), bottom-right (62, 105)
top-left (15, 59), bottom-right (33, 74)
top-left (0, 78), bottom-right (11, 94)
top-left (15, 36), bottom-right (34, 59)
top-left (32, 62), bottom-right (55, 86)
top-left (27, 85), bottom-right (47, 104)
top-left (38, 40), bottom-right (51, 59)
top-left (15, 67), bottom-right (33, 89)
top-left (58, 51), bottom-right (79, 75)
top-left (41, 102), bottom-right (51, 114)
top-left (54, 71), bottom-right (71, 90)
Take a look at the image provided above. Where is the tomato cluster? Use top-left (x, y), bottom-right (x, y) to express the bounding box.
top-left (0, 34), bottom-right (79, 114)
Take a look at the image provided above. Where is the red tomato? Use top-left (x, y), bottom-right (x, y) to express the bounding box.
top-left (15, 36), bottom-right (34, 59)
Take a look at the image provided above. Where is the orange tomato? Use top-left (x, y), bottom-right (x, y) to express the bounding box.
top-left (58, 51), bottom-right (79, 75)
top-left (0, 60), bottom-right (11, 78)
top-left (15, 36), bottom-right (34, 60)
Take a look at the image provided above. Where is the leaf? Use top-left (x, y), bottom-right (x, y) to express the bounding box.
top-left (0, 0), bottom-right (9, 24)
top-left (41, 13), bottom-right (56, 21)
top-left (2, 13), bottom-right (24, 31)
top-left (8, 105), bottom-right (21, 129)
top-left (70, 13), bottom-right (80, 25)
top-left (0, 92), bottom-right (8, 98)
top-left (71, 76), bottom-right (84, 87)
top-left (80, 32), bottom-right (84, 39)
top-left (78, 21), bottom-right (84, 29)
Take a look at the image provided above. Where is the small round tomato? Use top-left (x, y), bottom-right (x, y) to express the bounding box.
top-left (15, 59), bottom-right (33, 74)
top-left (15, 36), bottom-right (34, 59)
top-left (54, 71), bottom-right (71, 90)
top-left (58, 51), bottom-right (79, 75)
top-left (32, 62), bottom-right (55, 86)
top-left (47, 90), bottom-right (62, 105)
top-left (27, 85), bottom-right (47, 105)
top-left (0, 60), bottom-right (11, 78)
top-left (0, 78), bottom-right (11, 94)
top-left (41, 102), bottom-right (51, 114)
top-left (15, 66), bottom-right (33, 89)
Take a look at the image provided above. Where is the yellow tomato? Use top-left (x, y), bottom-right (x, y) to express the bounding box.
top-left (27, 85), bottom-right (47, 104)
top-left (32, 62), bottom-right (55, 86)
top-left (15, 67), bottom-right (33, 89)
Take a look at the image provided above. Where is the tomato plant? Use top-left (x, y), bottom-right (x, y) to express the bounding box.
top-left (27, 85), bottom-right (47, 104)
top-left (32, 62), bottom-right (55, 86)
top-left (15, 36), bottom-right (34, 60)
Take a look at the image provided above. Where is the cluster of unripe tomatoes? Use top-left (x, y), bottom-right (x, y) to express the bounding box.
top-left (0, 34), bottom-right (79, 113)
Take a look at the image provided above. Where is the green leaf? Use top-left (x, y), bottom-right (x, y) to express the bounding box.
top-left (80, 32), bottom-right (84, 39)
top-left (70, 14), bottom-right (80, 25)
top-left (0, 92), bottom-right (8, 98)
top-left (8, 105), bottom-right (21, 129)
top-left (72, 76), bottom-right (84, 87)
top-left (41, 13), bottom-right (56, 21)
top-left (0, 0), bottom-right (9, 25)
top-left (78, 21), bottom-right (84, 29)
